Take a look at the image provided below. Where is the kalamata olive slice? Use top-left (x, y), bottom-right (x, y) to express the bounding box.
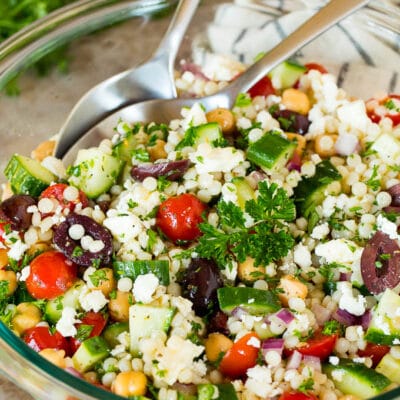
top-left (181, 258), bottom-right (223, 317)
top-left (208, 310), bottom-right (229, 335)
top-left (360, 231), bottom-right (400, 294)
top-left (53, 213), bottom-right (113, 267)
top-left (388, 184), bottom-right (400, 207)
top-left (131, 159), bottom-right (190, 182)
top-left (272, 109), bottom-right (310, 134)
top-left (0, 194), bottom-right (36, 231)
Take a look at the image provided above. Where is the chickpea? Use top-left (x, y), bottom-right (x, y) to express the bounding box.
top-left (281, 88), bottom-right (310, 115)
top-left (0, 270), bottom-right (17, 296)
top-left (12, 302), bottom-right (42, 336)
top-left (39, 348), bottom-right (67, 369)
top-left (0, 248), bottom-right (9, 269)
top-left (205, 333), bottom-right (233, 362)
top-left (111, 371), bottom-right (147, 397)
top-left (83, 371), bottom-right (99, 384)
top-left (206, 108), bottom-right (236, 135)
top-left (237, 257), bottom-right (265, 283)
top-left (286, 133), bottom-right (306, 156)
top-left (147, 139), bottom-right (167, 161)
top-left (278, 275), bottom-right (308, 307)
top-left (314, 134), bottom-right (338, 158)
top-left (90, 268), bottom-right (116, 298)
top-left (108, 290), bottom-right (131, 322)
top-left (27, 242), bottom-right (51, 256)
top-left (31, 140), bottom-right (56, 161)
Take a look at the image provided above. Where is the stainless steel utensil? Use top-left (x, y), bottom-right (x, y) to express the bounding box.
top-left (55, 0), bottom-right (199, 159)
top-left (62, 0), bottom-right (369, 164)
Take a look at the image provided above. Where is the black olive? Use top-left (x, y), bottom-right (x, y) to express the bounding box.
top-left (181, 258), bottom-right (223, 317)
top-left (388, 184), bottom-right (400, 207)
top-left (0, 194), bottom-right (36, 231)
top-left (272, 109), bottom-right (310, 134)
top-left (53, 213), bottom-right (113, 267)
top-left (207, 310), bottom-right (229, 335)
top-left (360, 231), bottom-right (400, 294)
top-left (131, 159), bottom-right (191, 182)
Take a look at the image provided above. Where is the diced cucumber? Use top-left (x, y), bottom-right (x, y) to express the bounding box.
top-left (113, 260), bottom-right (170, 286)
top-left (45, 280), bottom-right (85, 324)
top-left (112, 127), bottom-right (140, 163)
top-left (247, 132), bottom-right (296, 173)
top-left (102, 322), bottom-right (129, 348)
top-left (323, 358), bottom-right (391, 398)
top-left (268, 60), bottom-right (307, 90)
top-left (293, 160), bottom-right (341, 230)
top-left (253, 319), bottom-right (276, 340)
top-left (365, 288), bottom-right (400, 345)
top-left (371, 133), bottom-right (400, 165)
top-left (68, 147), bottom-right (124, 198)
top-left (72, 336), bottom-right (110, 373)
top-left (231, 177), bottom-right (256, 209)
top-left (176, 122), bottom-right (223, 150)
top-left (198, 383), bottom-right (238, 400)
top-left (4, 154), bottom-right (55, 197)
top-left (376, 353), bottom-right (400, 384)
top-left (217, 287), bottom-right (281, 315)
top-left (129, 304), bottom-right (175, 355)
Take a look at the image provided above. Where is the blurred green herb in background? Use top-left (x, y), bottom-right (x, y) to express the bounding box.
top-left (0, 0), bottom-right (76, 95)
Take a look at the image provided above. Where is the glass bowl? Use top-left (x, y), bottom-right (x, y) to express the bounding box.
top-left (0, 1), bottom-right (399, 399)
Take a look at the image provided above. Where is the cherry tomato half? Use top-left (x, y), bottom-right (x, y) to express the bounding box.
top-left (295, 331), bottom-right (337, 360)
top-left (279, 391), bottom-right (318, 400)
top-left (69, 311), bottom-right (108, 353)
top-left (26, 251), bottom-right (77, 300)
top-left (305, 62), bottom-right (328, 74)
top-left (247, 76), bottom-right (275, 98)
top-left (358, 342), bottom-right (390, 367)
top-left (219, 332), bottom-right (260, 379)
top-left (156, 193), bottom-right (206, 242)
top-left (40, 183), bottom-right (88, 215)
top-left (24, 326), bottom-right (69, 354)
top-left (366, 94), bottom-right (400, 126)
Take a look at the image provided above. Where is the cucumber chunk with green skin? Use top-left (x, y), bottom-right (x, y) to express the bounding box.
top-left (112, 124), bottom-right (141, 163)
top-left (4, 154), bottom-right (55, 197)
top-left (45, 280), bottom-right (85, 324)
top-left (102, 322), bottom-right (129, 348)
top-left (217, 287), bottom-right (281, 315)
top-left (113, 260), bottom-right (170, 286)
top-left (268, 60), bottom-right (307, 90)
top-left (129, 304), bottom-right (175, 356)
top-left (376, 353), bottom-right (400, 384)
top-left (231, 177), bottom-right (256, 209)
top-left (72, 336), bottom-right (110, 373)
top-left (247, 132), bottom-right (296, 173)
top-left (176, 122), bottom-right (223, 150)
top-left (365, 288), bottom-right (400, 345)
top-left (68, 148), bottom-right (124, 198)
top-left (323, 359), bottom-right (391, 398)
top-left (198, 383), bottom-right (238, 400)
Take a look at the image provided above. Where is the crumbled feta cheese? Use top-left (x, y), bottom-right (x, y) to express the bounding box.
top-left (311, 222), bottom-right (330, 240)
top-left (56, 306), bottom-right (80, 337)
top-left (246, 336), bottom-right (261, 348)
top-left (181, 103), bottom-right (207, 131)
top-left (329, 356), bottom-right (339, 366)
top-left (337, 100), bottom-right (370, 132)
top-left (133, 273), bottom-right (159, 304)
top-left (103, 214), bottom-right (143, 243)
top-left (79, 287), bottom-right (109, 312)
top-left (293, 243), bottom-right (312, 270)
top-left (18, 266), bottom-right (30, 282)
top-left (245, 366), bottom-right (273, 398)
top-left (7, 239), bottom-right (28, 261)
top-left (315, 239), bottom-right (360, 265)
top-left (201, 54), bottom-right (245, 82)
top-left (336, 281), bottom-right (366, 316)
top-left (376, 214), bottom-right (399, 240)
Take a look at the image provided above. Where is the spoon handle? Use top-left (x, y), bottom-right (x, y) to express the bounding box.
top-left (227, 0), bottom-right (370, 98)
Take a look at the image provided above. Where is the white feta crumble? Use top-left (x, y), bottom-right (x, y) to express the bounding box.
top-left (181, 103), bottom-right (207, 131)
top-left (336, 281), bottom-right (366, 316)
top-left (375, 315), bottom-right (391, 336)
top-left (293, 243), bottom-right (312, 270)
top-left (337, 100), bottom-right (370, 132)
top-left (132, 273), bottom-right (159, 304)
top-left (245, 366), bottom-right (273, 398)
top-left (315, 239), bottom-right (360, 265)
top-left (311, 222), bottom-right (330, 240)
top-left (331, 369), bottom-right (345, 382)
top-left (376, 214), bottom-right (399, 240)
top-left (18, 266), bottom-right (30, 282)
top-left (56, 306), bottom-right (80, 337)
top-left (329, 356), bottom-right (339, 366)
top-left (189, 143), bottom-right (245, 174)
top-left (246, 336), bottom-right (261, 348)
top-left (103, 214), bottom-right (143, 243)
top-left (7, 239), bottom-right (28, 261)
top-left (79, 287), bottom-right (109, 312)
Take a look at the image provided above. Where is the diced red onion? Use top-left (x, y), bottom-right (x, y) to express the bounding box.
top-left (335, 133), bottom-right (360, 156)
top-left (302, 355), bottom-right (322, 371)
top-left (261, 338), bottom-right (284, 356)
top-left (339, 272), bottom-right (351, 281)
top-left (287, 158), bottom-right (302, 172)
top-left (360, 309), bottom-right (372, 330)
top-left (231, 306), bottom-right (248, 320)
top-left (276, 308), bottom-right (295, 325)
top-left (311, 303), bottom-right (332, 326)
top-left (249, 170), bottom-right (267, 187)
top-left (286, 350), bottom-right (302, 369)
top-left (65, 367), bottom-right (83, 379)
top-left (333, 308), bottom-right (358, 326)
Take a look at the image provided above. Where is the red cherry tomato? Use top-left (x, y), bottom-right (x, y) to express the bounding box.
top-left (0, 221), bottom-right (8, 243)
top-left (219, 332), bottom-right (260, 379)
top-left (26, 251), bottom-right (77, 300)
top-left (358, 342), bottom-right (390, 367)
top-left (24, 326), bottom-right (69, 353)
top-left (366, 94), bottom-right (400, 126)
top-left (247, 76), bottom-right (275, 98)
top-left (69, 311), bottom-right (108, 353)
top-left (295, 331), bottom-right (337, 360)
top-left (305, 62), bottom-right (328, 74)
top-left (280, 391), bottom-right (318, 400)
top-left (40, 183), bottom-right (88, 215)
top-left (156, 193), bottom-right (206, 242)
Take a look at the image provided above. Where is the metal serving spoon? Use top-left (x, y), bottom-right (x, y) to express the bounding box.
top-left (55, 0), bottom-right (200, 159)
top-left (62, 0), bottom-right (369, 165)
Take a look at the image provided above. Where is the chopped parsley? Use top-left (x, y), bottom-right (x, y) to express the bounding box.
top-left (72, 246), bottom-right (84, 257)
top-left (131, 148), bottom-right (150, 162)
top-left (365, 165), bottom-right (380, 191)
top-left (75, 324), bottom-right (94, 342)
top-left (234, 92), bottom-right (252, 108)
top-left (89, 269), bottom-right (108, 287)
